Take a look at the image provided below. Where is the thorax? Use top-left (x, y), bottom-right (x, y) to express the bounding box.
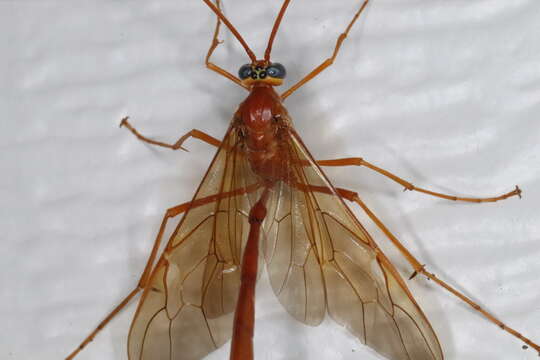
top-left (235, 84), bottom-right (291, 181)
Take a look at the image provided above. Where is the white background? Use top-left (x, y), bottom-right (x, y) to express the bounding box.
top-left (1, 1), bottom-right (539, 359)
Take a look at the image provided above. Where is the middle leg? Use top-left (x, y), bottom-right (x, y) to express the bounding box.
top-left (120, 117), bottom-right (221, 150)
top-left (317, 157), bottom-right (521, 203)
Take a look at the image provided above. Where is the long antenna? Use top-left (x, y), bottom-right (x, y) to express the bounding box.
top-left (264, 0), bottom-right (291, 61)
top-left (202, 0), bottom-right (257, 62)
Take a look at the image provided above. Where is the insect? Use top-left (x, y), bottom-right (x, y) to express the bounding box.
top-left (64, 0), bottom-right (540, 359)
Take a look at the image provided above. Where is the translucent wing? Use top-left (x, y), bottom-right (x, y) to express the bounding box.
top-left (262, 129), bottom-right (444, 360)
top-left (128, 127), bottom-right (262, 360)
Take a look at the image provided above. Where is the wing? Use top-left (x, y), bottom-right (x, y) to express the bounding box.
top-left (128, 126), bottom-right (263, 360)
top-left (262, 129), bottom-right (444, 360)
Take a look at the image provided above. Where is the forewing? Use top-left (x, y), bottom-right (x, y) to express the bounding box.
top-left (128, 127), bottom-right (261, 360)
top-left (262, 129), bottom-right (444, 360)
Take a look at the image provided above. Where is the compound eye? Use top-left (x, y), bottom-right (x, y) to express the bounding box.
top-left (267, 63), bottom-right (286, 79)
top-left (238, 64), bottom-right (253, 80)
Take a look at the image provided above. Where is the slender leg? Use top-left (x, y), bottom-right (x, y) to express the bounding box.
top-left (332, 186), bottom-right (540, 354)
top-left (280, 0), bottom-right (370, 100)
top-left (317, 157), bottom-right (521, 203)
top-left (65, 288), bottom-right (140, 360)
top-left (65, 203), bottom-right (185, 360)
top-left (229, 187), bottom-right (271, 360)
top-left (201, 0), bottom-right (256, 62)
top-left (205, 0), bottom-right (249, 90)
top-left (288, 181), bottom-right (539, 352)
top-left (120, 117), bottom-right (221, 150)
top-left (65, 184), bottom-right (261, 360)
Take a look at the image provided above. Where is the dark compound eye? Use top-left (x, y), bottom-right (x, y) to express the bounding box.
top-left (238, 64), bottom-right (252, 80)
top-left (267, 63), bottom-right (286, 79)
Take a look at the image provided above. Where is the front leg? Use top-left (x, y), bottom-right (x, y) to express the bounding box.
top-left (204, 0), bottom-right (249, 90)
top-left (317, 157), bottom-right (521, 203)
top-left (120, 117), bottom-right (221, 150)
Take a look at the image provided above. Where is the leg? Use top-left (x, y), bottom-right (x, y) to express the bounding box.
top-left (65, 287), bottom-right (140, 360)
top-left (120, 117), bottom-right (221, 150)
top-left (204, 0), bottom-right (249, 90)
top-left (334, 187), bottom-right (540, 353)
top-left (65, 184), bottom-right (261, 359)
top-left (65, 202), bottom-right (187, 360)
top-left (317, 157), bottom-right (521, 203)
top-left (280, 0), bottom-right (370, 100)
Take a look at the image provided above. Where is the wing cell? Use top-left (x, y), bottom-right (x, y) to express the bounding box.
top-left (127, 117), bottom-right (443, 360)
top-left (261, 129), bottom-right (444, 360)
top-left (128, 128), bottom-right (261, 360)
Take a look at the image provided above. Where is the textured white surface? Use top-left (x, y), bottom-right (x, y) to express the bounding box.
top-left (2, 1), bottom-right (540, 359)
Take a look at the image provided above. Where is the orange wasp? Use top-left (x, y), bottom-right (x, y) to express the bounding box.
top-left (66, 0), bottom-right (539, 359)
